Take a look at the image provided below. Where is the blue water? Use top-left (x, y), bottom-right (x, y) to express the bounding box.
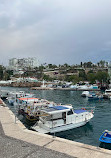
top-left (2, 86), bottom-right (111, 147)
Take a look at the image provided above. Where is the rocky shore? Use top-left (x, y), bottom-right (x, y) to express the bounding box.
top-left (0, 82), bottom-right (42, 87)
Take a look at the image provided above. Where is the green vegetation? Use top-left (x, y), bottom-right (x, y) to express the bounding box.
top-left (43, 74), bottom-right (53, 81)
top-left (0, 65), bottom-right (13, 80)
top-left (65, 75), bottom-right (82, 84)
top-left (0, 60), bottom-right (109, 85)
top-left (0, 65), bottom-right (3, 80)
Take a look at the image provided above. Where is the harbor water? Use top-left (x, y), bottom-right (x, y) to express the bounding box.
top-left (2, 87), bottom-right (111, 148)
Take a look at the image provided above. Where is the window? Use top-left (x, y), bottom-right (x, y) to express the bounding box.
top-left (67, 110), bottom-right (73, 115)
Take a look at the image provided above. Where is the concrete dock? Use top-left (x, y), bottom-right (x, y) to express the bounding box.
top-left (31, 87), bottom-right (100, 91)
top-left (0, 102), bottom-right (111, 158)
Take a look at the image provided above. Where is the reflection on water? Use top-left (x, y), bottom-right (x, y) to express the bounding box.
top-left (2, 87), bottom-right (111, 148)
top-left (51, 122), bottom-right (93, 141)
top-left (99, 142), bottom-right (111, 150)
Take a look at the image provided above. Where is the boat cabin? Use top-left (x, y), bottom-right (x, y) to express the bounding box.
top-left (32, 105), bottom-right (94, 133)
top-left (40, 105), bottom-right (88, 126)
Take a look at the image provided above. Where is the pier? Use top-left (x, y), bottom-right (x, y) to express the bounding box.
top-left (0, 100), bottom-right (111, 157)
top-left (31, 87), bottom-right (100, 91)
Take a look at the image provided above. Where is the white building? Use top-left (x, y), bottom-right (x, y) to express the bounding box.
top-left (9, 58), bottom-right (40, 71)
top-left (108, 62), bottom-right (111, 84)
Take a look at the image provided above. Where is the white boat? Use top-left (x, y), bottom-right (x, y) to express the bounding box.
top-left (105, 89), bottom-right (111, 94)
top-left (103, 89), bottom-right (111, 99)
top-left (32, 105), bottom-right (94, 133)
top-left (7, 91), bottom-right (34, 105)
top-left (88, 93), bottom-right (103, 101)
top-left (81, 91), bottom-right (90, 97)
top-left (17, 97), bottom-right (57, 121)
top-left (78, 84), bottom-right (99, 90)
top-left (70, 84), bottom-right (78, 89)
top-left (0, 90), bottom-right (10, 99)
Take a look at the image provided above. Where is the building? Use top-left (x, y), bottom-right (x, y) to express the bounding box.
top-left (108, 62), bottom-right (111, 84)
top-left (8, 58), bottom-right (40, 73)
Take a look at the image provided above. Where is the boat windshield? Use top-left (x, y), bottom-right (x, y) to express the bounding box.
top-left (106, 91), bottom-right (111, 93)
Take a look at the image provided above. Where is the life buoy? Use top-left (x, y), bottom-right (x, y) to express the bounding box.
top-left (82, 108), bottom-right (86, 110)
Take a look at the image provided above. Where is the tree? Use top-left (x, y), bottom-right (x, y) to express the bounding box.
top-left (48, 64), bottom-right (57, 69)
top-left (87, 62), bottom-right (92, 68)
top-left (80, 62), bottom-right (83, 67)
top-left (64, 63), bottom-right (69, 68)
top-left (87, 73), bottom-right (96, 84)
top-left (83, 61), bottom-right (92, 68)
top-left (99, 60), bottom-right (105, 67)
top-left (87, 70), bottom-right (93, 74)
top-left (5, 70), bottom-right (13, 80)
top-left (95, 71), bottom-right (108, 83)
top-left (65, 75), bottom-right (82, 84)
top-left (43, 74), bottom-right (53, 81)
top-left (79, 70), bottom-right (87, 80)
top-left (38, 65), bottom-right (44, 71)
top-left (0, 65), bottom-right (4, 80)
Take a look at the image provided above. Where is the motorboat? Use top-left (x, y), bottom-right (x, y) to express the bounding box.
top-left (99, 130), bottom-right (111, 143)
top-left (7, 91), bottom-right (34, 105)
top-left (32, 105), bottom-right (94, 133)
top-left (0, 90), bottom-right (10, 99)
top-left (103, 89), bottom-right (111, 99)
top-left (17, 97), bottom-right (57, 122)
top-left (88, 93), bottom-right (103, 101)
top-left (81, 91), bottom-right (103, 101)
top-left (70, 84), bottom-right (78, 89)
top-left (81, 91), bottom-right (90, 97)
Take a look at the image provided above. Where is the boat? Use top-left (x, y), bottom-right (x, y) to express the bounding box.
top-left (81, 91), bottom-right (90, 97)
top-left (88, 92), bottom-right (103, 101)
top-left (7, 91), bottom-right (34, 105)
top-left (103, 89), bottom-right (111, 99)
top-left (32, 105), bottom-right (94, 133)
top-left (99, 130), bottom-right (111, 143)
top-left (0, 90), bottom-right (10, 99)
top-left (88, 95), bottom-right (103, 101)
top-left (17, 97), bottom-right (57, 122)
top-left (77, 84), bottom-right (99, 90)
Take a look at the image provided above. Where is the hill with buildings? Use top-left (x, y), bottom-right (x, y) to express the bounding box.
top-left (0, 59), bottom-right (110, 88)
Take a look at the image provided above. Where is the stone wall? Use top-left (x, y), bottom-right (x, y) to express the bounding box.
top-left (0, 82), bottom-right (42, 87)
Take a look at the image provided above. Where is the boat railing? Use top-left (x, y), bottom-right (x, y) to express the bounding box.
top-left (74, 106), bottom-right (95, 113)
top-left (101, 135), bottom-right (111, 140)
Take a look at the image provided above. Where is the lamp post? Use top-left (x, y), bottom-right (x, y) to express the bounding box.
top-left (14, 102), bottom-right (17, 124)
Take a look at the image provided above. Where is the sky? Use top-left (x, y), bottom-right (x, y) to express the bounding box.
top-left (0, 0), bottom-right (111, 65)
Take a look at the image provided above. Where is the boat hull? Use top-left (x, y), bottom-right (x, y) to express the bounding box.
top-left (33, 120), bottom-right (90, 134)
top-left (18, 109), bottom-right (39, 122)
top-left (49, 121), bottom-right (88, 133)
top-left (99, 132), bottom-right (111, 144)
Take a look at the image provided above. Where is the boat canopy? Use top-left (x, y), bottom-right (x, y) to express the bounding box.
top-left (74, 109), bottom-right (87, 114)
top-left (41, 106), bottom-right (71, 114)
top-left (18, 98), bottom-right (39, 101)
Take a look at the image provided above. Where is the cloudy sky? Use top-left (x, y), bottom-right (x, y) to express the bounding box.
top-left (0, 0), bottom-right (111, 65)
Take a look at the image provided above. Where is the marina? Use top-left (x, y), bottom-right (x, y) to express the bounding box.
top-left (1, 104), bottom-right (111, 158)
top-left (1, 1), bottom-right (111, 157)
top-left (1, 86), bottom-right (111, 148)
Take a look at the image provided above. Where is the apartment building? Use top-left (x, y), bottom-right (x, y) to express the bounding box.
top-left (8, 58), bottom-right (40, 73)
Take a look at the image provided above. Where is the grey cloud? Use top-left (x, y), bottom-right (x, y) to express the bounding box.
top-left (0, 0), bottom-right (111, 65)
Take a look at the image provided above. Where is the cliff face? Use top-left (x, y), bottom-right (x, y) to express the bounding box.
top-left (0, 82), bottom-right (42, 87)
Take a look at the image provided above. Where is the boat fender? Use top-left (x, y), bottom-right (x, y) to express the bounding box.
top-left (28, 106), bottom-right (30, 109)
top-left (85, 117), bottom-right (87, 122)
